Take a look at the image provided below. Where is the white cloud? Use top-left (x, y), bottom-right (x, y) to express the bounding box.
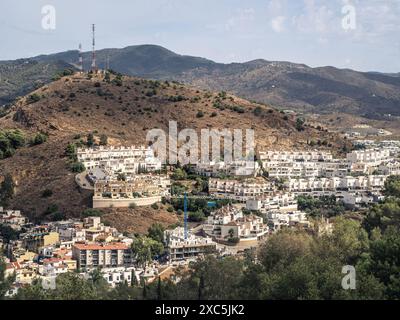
top-left (225, 8), bottom-right (255, 31)
top-left (271, 16), bottom-right (286, 33)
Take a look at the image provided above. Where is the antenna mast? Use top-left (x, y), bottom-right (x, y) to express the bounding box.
top-left (78, 43), bottom-right (83, 72)
top-left (91, 24), bottom-right (97, 73)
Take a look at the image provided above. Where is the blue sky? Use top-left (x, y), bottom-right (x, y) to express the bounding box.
top-left (0, 0), bottom-right (399, 72)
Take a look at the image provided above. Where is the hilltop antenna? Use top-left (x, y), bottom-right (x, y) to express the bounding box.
top-left (91, 24), bottom-right (97, 73)
top-left (78, 43), bottom-right (83, 72)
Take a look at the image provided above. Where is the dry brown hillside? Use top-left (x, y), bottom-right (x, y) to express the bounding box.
top-left (0, 72), bottom-right (349, 224)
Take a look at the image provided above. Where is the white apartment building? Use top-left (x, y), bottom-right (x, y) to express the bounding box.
top-left (77, 145), bottom-right (162, 174)
top-left (72, 242), bottom-right (133, 270)
top-left (346, 149), bottom-right (391, 166)
top-left (195, 160), bottom-right (259, 178)
top-left (100, 267), bottom-right (136, 288)
top-left (263, 161), bottom-right (320, 178)
top-left (164, 227), bottom-right (216, 261)
top-left (258, 150), bottom-right (333, 162)
top-left (209, 178), bottom-right (273, 202)
top-left (203, 205), bottom-right (244, 238)
top-left (0, 208), bottom-right (27, 230)
top-left (379, 161), bottom-right (400, 176)
top-left (246, 193), bottom-right (298, 213)
top-left (220, 215), bottom-right (268, 241)
top-left (267, 210), bottom-right (309, 231)
top-left (286, 175), bottom-right (387, 194)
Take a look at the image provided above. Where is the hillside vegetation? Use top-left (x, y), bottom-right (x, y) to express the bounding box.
top-left (0, 72), bottom-right (347, 222)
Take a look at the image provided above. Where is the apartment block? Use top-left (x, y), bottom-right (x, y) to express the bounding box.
top-left (77, 145), bottom-right (162, 174)
top-left (195, 160), bottom-right (259, 178)
top-left (164, 227), bottom-right (216, 261)
top-left (72, 243), bottom-right (133, 270)
top-left (93, 175), bottom-right (170, 208)
top-left (208, 177), bottom-right (273, 201)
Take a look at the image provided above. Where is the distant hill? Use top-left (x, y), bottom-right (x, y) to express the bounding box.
top-left (0, 59), bottom-right (75, 106)
top-left (0, 73), bottom-right (346, 221)
top-left (1, 45), bottom-right (399, 119)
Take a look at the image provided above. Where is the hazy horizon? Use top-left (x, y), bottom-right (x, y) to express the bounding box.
top-left (1, 0), bottom-right (399, 73)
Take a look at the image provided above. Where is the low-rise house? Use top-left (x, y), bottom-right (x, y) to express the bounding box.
top-left (267, 210), bottom-right (309, 231)
top-left (219, 215), bottom-right (268, 242)
top-left (342, 191), bottom-right (384, 208)
top-left (21, 227), bottom-right (60, 253)
top-left (99, 267), bottom-right (136, 288)
top-left (0, 208), bottom-right (27, 230)
top-left (246, 193), bottom-right (298, 213)
top-left (38, 258), bottom-right (70, 277)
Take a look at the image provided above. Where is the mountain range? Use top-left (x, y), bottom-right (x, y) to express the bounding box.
top-left (1, 45), bottom-right (399, 119)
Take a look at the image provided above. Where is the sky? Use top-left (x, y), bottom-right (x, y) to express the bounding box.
top-left (0, 0), bottom-right (399, 73)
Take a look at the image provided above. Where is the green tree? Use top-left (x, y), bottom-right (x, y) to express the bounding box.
top-left (131, 236), bottom-right (164, 268)
top-left (0, 174), bottom-right (15, 207)
top-left (0, 256), bottom-right (15, 299)
top-left (53, 273), bottom-right (98, 300)
top-left (295, 117), bottom-right (305, 131)
top-left (70, 162), bottom-right (85, 173)
top-left (148, 223), bottom-right (165, 244)
top-left (87, 133), bottom-right (95, 147)
top-left (383, 175), bottom-right (400, 198)
top-left (99, 134), bottom-right (108, 146)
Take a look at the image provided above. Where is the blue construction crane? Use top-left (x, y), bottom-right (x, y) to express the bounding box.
top-left (184, 192), bottom-right (188, 240)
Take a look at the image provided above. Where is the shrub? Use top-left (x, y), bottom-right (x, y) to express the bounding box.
top-left (151, 203), bottom-right (159, 210)
top-left (87, 133), bottom-right (95, 147)
top-left (41, 189), bottom-right (53, 198)
top-left (196, 111), bottom-right (205, 118)
top-left (189, 211), bottom-right (205, 222)
top-left (70, 162), bottom-right (85, 173)
top-left (296, 118), bottom-right (305, 131)
top-left (27, 94), bottom-right (41, 104)
top-left (82, 209), bottom-right (104, 217)
top-left (99, 134), bottom-right (108, 146)
top-left (254, 106), bottom-right (262, 116)
top-left (32, 133), bottom-right (47, 145)
top-left (228, 237), bottom-right (240, 244)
